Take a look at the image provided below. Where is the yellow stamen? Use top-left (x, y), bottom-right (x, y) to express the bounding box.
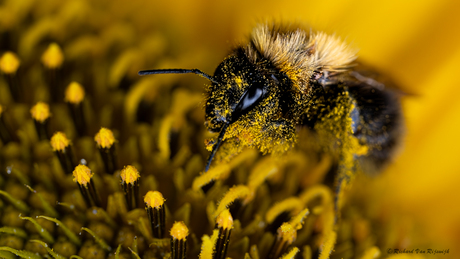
top-left (72, 164), bottom-right (93, 186)
top-left (41, 43), bottom-right (64, 69)
top-left (199, 229), bottom-right (219, 259)
top-left (145, 190), bottom-right (166, 238)
top-left (318, 230), bottom-right (337, 259)
top-left (265, 197), bottom-right (303, 225)
top-left (214, 209), bottom-right (233, 259)
top-left (299, 185), bottom-right (332, 208)
top-left (289, 208), bottom-right (310, 230)
top-left (158, 114), bottom-right (173, 160)
top-left (30, 102), bottom-right (50, 122)
top-left (120, 165), bottom-right (140, 184)
top-left (65, 81), bottom-right (85, 104)
top-left (144, 191), bottom-right (165, 209)
top-left (247, 157), bottom-right (279, 190)
top-left (0, 51), bottom-right (20, 74)
top-left (269, 222), bottom-right (298, 258)
top-left (278, 222), bottom-right (297, 244)
top-left (50, 132), bottom-right (70, 151)
top-left (94, 127), bottom-right (115, 149)
top-left (192, 163), bottom-right (231, 191)
top-left (280, 247), bottom-right (300, 259)
top-left (216, 209), bottom-right (233, 230)
top-left (170, 221), bottom-right (189, 240)
top-left (213, 185), bottom-right (250, 218)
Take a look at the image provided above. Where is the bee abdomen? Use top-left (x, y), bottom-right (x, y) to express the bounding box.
top-left (349, 84), bottom-right (404, 172)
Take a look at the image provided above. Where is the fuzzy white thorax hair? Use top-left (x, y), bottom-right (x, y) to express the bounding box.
top-left (246, 24), bottom-right (357, 91)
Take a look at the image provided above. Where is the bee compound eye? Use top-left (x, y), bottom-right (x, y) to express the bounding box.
top-left (271, 74), bottom-right (279, 84)
top-left (231, 82), bottom-right (265, 122)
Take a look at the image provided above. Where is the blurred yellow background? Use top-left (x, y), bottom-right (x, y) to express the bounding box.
top-left (2, 0), bottom-right (460, 257)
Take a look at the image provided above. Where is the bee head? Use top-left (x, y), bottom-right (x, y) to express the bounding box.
top-left (138, 48), bottom-right (286, 172)
top-left (204, 49), bottom-right (273, 133)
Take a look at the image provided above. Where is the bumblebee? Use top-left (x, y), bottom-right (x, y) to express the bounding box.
top-left (139, 24), bottom-right (403, 209)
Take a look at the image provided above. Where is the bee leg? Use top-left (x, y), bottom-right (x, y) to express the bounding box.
top-left (333, 154), bottom-right (358, 222)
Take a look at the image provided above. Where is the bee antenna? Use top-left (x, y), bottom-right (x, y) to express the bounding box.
top-left (138, 68), bottom-right (217, 84)
top-left (204, 122), bottom-right (229, 172)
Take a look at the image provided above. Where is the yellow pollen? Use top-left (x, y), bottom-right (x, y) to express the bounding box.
top-left (72, 164), bottom-right (93, 186)
top-left (170, 221), bottom-right (189, 240)
top-left (65, 82), bottom-right (85, 104)
top-left (144, 191), bottom-right (165, 208)
top-left (94, 128), bottom-right (115, 148)
top-left (0, 51), bottom-right (20, 74)
top-left (216, 209), bottom-right (233, 230)
top-left (30, 102), bottom-right (51, 122)
top-left (234, 76), bottom-right (243, 89)
top-left (50, 132), bottom-right (70, 151)
top-left (41, 43), bottom-right (64, 68)
top-left (120, 165), bottom-right (140, 184)
top-left (0, 105), bottom-right (3, 116)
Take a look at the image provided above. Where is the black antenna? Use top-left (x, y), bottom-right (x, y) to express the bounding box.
top-left (139, 67), bottom-right (224, 172)
top-left (138, 68), bottom-right (217, 84)
top-left (204, 122), bottom-right (229, 172)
